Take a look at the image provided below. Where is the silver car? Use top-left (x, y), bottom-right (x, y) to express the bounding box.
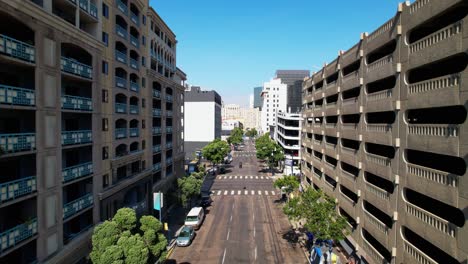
top-left (176, 225), bottom-right (195, 247)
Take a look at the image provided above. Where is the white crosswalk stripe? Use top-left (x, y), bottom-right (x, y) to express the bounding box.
top-left (251, 190), bottom-right (255, 195)
top-left (231, 190), bottom-right (235, 195)
top-left (258, 190), bottom-right (262, 195)
top-left (255, 176), bottom-right (258, 179)
top-left (271, 191), bottom-right (275, 195)
top-left (265, 190), bottom-right (268, 195)
top-left (224, 190), bottom-right (228, 195)
top-left (238, 190), bottom-right (241, 195)
top-left (229, 176), bottom-right (232, 179)
top-left (245, 190), bottom-right (248, 195)
top-left (217, 190), bottom-right (221, 195)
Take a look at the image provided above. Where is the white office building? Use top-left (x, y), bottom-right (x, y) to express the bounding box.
top-left (274, 111), bottom-right (302, 175)
top-left (261, 78), bottom-right (287, 134)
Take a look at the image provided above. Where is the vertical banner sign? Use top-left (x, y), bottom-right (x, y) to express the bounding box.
top-left (153, 192), bottom-right (163, 210)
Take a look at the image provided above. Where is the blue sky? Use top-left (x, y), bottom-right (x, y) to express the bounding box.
top-left (150, 0), bottom-right (404, 106)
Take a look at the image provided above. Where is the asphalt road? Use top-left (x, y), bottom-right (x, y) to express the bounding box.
top-left (169, 140), bottom-right (308, 264)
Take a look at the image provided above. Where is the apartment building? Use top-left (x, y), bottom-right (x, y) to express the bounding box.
top-left (301, 1), bottom-right (467, 263)
top-left (0, 0), bottom-right (184, 263)
top-left (261, 78), bottom-right (287, 134)
top-left (276, 70), bottom-right (310, 113)
top-left (274, 111), bottom-right (301, 175)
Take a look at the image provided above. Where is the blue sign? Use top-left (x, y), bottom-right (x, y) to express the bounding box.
top-left (153, 192), bottom-right (163, 210)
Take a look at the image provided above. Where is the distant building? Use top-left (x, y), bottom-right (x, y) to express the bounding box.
top-left (260, 78), bottom-right (287, 134)
top-left (222, 104), bottom-right (261, 131)
top-left (253, 86), bottom-right (263, 109)
top-left (249, 94), bottom-right (254, 108)
top-left (274, 111), bottom-right (302, 175)
top-left (222, 103), bottom-right (240, 120)
top-left (221, 120), bottom-right (243, 141)
top-left (184, 86), bottom-right (222, 159)
top-left (275, 70), bottom-right (310, 113)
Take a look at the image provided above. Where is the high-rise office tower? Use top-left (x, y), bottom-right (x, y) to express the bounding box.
top-left (275, 70), bottom-right (309, 113)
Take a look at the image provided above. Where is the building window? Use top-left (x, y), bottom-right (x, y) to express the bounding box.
top-left (142, 77), bottom-right (146, 88)
top-left (102, 90), bottom-right (108, 103)
top-left (142, 120), bottom-right (146, 129)
top-left (102, 32), bottom-right (108, 46)
top-left (103, 174), bottom-right (109, 188)
top-left (102, 61), bottom-right (108, 74)
top-left (142, 16), bottom-right (146, 25)
top-left (102, 118), bottom-right (108, 131)
top-left (142, 36), bottom-right (146, 46)
top-left (142, 57), bottom-right (146, 67)
top-left (102, 147), bottom-right (109, 160)
top-left (102, 3), bottom-right (109, 18)
top-left (142, 99), bottom-right (145, 108)
top-left (142, 140), bottom-right (146, 150)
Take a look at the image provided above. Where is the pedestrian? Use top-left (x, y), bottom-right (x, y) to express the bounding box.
top-left (347, 256), bottom-right (356, 264)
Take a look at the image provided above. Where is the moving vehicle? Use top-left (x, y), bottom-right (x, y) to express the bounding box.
top-left (176, 225), bottom-right (195, 247)
top-left (184, 207), bottom-right (205, 229)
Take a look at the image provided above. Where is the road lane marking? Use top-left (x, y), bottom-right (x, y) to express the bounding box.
top-left (258, 190), bottom-right (261, 195)
top-left (222, 248), bottom-right (227, 264)
top-left (265, 190), bottom-right (268, 195)
top-left (235, 176), bottom-right (238, 179)
top-left (217, 190), bottom-right (221, 195)
top-left (230, 215), bottom-right (233, 222)
top-left (255, 246), bottom-right (257, 260)
top-left (261, 176), bottom-right (264, 179)
top-left (251, 190), bottom-right (255, 195)
top-left (238, 190), bottom-right (241, 195)
top-left (239, 176), bottom-right (243, 179)
top-left (229, 176), bottom-right (232, 179)
top-left (250, 176), bottom-right (253, 179)
top-left (271, 191), bottom-right (275, 195)
top-left (255, 176), bottom-right (258, 179)
top-left (231, 190), bottom-right (234, 195)
top-left (244, 190), bottom-right (248, 195)
top-left (224, 190), bottom-right (228, 195)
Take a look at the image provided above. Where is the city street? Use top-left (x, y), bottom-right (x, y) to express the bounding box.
top-left (168, 141), bottom-right (308, 264)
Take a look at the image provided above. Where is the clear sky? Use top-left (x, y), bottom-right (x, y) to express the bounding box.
top-left (150, 0), bottom-right (405, 106)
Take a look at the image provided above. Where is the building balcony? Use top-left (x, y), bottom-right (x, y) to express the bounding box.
top-left (366, 16), bottom-right (397, 52)
top-left (166, 142), bottom-right (172, 149)
top-left (129, 128), bottom-right (139, 137)
top-left (129, 105), bottom-right (138, 114)
top-left (166, 110), bottom-right (173, 117)
top-left (130, 58), bottom-right (139, 70)
top-left (407, 73), bottom-right (461, 109)
top-left (0, 133), bottom-right (35, 153)
top-left (63, 193), bottom-right (93, 219)
top-left (341, 97), bottom-right (360, 114)
top-left (341, 123), bottom-right (360, 140)
top-left (116, 25), bottom-right (128, 39)
top-left (366, 54), bottom-right (397, 83)
top-left (61, 57), bottom-right (92, 79)
top-left (0, 85), bottom-right (35, 107)
top-left (152, 109), bottom-right (161, 117)
top-left (166, 126), bottom-right (172, 133)
top-left (0, 34), bottom-right (35, 63)
top-left (341, 71), bottom-right (361, 92)
top-left (115, 50), bottom-right (127, 64)
top-left (0, 176), bottom-right (36, 204)
top-left (115, 103), bottom-right (127, 114)
top-left (115, 128), bottom-right (127, 139)
top-left (130, 35), bottom-right (139, 48)
top-left (115, 76), bottom-right (127, 89)
top-left (78, 0), bottom-right (98, 19)
top-left (130, 81), bottom-right (139, 92)
top-left (62, 130), bottom-right (92, 146)
top-left (130, 12), bottom-right (139, 26)
top-left (403, 239), bottom-right (438, 264)
top-left (165, 95), bottom-right (173, 102)
top-left (152, 144), bottom-right (161, 153)
top-left (153, 162), bottom-right (161, 172)
top-left (152, 127), bottom-right (161, 135)
top-left (153, 90), bottom-right (161, 99)
top-left (62, 95), bottom-right (92, 111)
top-left (365, 124), bottom-right (393, 146)
top-left (62, 162), bottom-right (93, 183)
top-left (362, 234), bottom-right (389, 264)
top-left (166, 157), bottom-right (173, 165)
top-left (116, 0), bottom-right (128, 15)
top-left (0, 219), bottom-right (37, 254)
top-left (363, 208), bottom-right (390, 246)
top-left (365, 153), bottom-right (392, 181)
top-left (407, 123), bottom-right (459, 156)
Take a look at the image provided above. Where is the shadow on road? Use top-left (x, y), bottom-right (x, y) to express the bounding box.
top-left (165, 260), bottom-right (191, 264)
top-left (282, 228), bottom-right (301, 248)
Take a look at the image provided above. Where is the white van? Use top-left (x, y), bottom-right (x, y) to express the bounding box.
top-left (184, 207), bottom-right (205, 230)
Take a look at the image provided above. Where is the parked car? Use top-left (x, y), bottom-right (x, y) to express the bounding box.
top-left (200, 195), bottom-right (212, 208)
top-left (176, 225), bottom-right (195, 247)
top-left (219, 166), bottom-right (226, 174)
top-left (185, 207), bottom-right (205, 230)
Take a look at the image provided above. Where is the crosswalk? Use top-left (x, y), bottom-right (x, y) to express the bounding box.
top-left (217, 175), bottom-right (270, 180)
top-left (212, 190), bottom-right (276, 196)
top-left (233, 154), bottom-right (256, 157)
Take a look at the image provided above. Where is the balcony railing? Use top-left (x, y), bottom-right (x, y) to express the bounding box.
top-left (166, 126), bottom-right (173, 133)
top-left (410, 21), bottom-right (462, 54)
top-left (79, 0), bottom-right (98, 19)
top-left (115, 50), bottom-right (127, 64)
top-left (0, 219), bottom-right (37, 254)
top-left (153, 144), bottom-right (161, 153)
top-left (364, 209), bottom-right (389, 235)
top-left (115, 76), bottom-right (127, 89)
top-left (166, 157), bottom-right (173, 165)
top-left (408, 124), bottom-right (459, 138)
top-left (153, 162), bottom-right (161, 171)
top-left (153, 109), bottom-right (162, 117)
top-left (130, 81), bottom-right (139, 92)
top-left (406, 202), bottom-right (456, 237)
top-left (407, 163), bottom-right (456, 187)
top-left (362, 236), bottom-right (387, 264)
top-left (61, 57), bottom-right (92, 79)
top-left (0, 85), bottom-right (35, 106)
top-left (129, 105), bottom-right (139, 114)
top-left (0, 133), bottom-right (35, 153)
top-left (152, 127), bottom-right (161, 135)
top-left (366, 153), bottom-right (391, 167)
top-left (166, 110), bottom-right (173, 117)
top-left (62, 162), bottom-right (93, 183)
top-left (115, 128), bottom-right (127, 139)
top-left (166, 142), bottom-right (172, 149)
top-left (365, 182), bottom-right (390, 201)
top-left (62, 95), bottom-right (92, 111)
top-left (62, 130), bottom-right (92, 145)
top-left (130, 35), bottom-right (139, 48)
top-left (115, 103), bottom-right (127, 114)
top-left (129, 128), bottom-right (139, 137)
top-left (116, 0), bottom-right (128, 14)
top-left (165, 95), bottom-right (173, 102)
top-left (130, 12), bottom-right (139, 25)
top-left (153, 89), bottom-right (161, 98)
top-left (63, 193), bottom-right (93, 219)
top-left (0, 34), bottom-right (35, 63)
top-left (116, 24), bottom-right (128, 39)
top-left (130, 58), bottom-right (139, 70)
top-left (403, 239), bottom-right (438, 264)
top-left (409, 74), bottom-right (459, 95)
top-left (0, 176), bottom-right (36, 203)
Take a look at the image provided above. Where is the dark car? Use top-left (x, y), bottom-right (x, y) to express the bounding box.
top-left (219, 167), bottom-right (226, 174)
top-left (200, 195), bottom-right (212, 208)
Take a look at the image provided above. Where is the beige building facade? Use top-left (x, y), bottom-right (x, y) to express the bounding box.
top-left (301, 1), bottom-right (468, 263)
top-left (222, 103), bottom-right (260, 131)
top-left (0, 0), bottom-right (184, 263)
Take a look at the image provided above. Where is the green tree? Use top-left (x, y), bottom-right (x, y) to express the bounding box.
top-left (227, 127), bottom-right (243, 145)
top-left (177, 175), bottom-right (203, 207)
top-left (283, 188), bottom-right (349, 241)
top-left (273, 175), bottom-right (300, 200)
top-left (245, 128), bottom-right (258, 138)
top-left (91, 208), bottom-right (167, 264)
top-left (202, 139), bottom-right (230, 167)
top-left (255, 134), bottom-right (284, 173)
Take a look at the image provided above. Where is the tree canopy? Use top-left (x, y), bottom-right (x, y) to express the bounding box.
top-left (202, 139), bottom-right (230, 166)
top-left (178, 174), bottom-right (203, 207)
top-left (245, 128), bottom-right (258, 138)
top-left (227, 127), bottom-right (243, 145)
top-left (255, 134), bottom-right (284, 170)
top-left (91, 208), bottom-right (168, 264)
top-left (283, 188), bottom-right (349, 241)
top-left (273, 175), bottom-right (300, 196)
